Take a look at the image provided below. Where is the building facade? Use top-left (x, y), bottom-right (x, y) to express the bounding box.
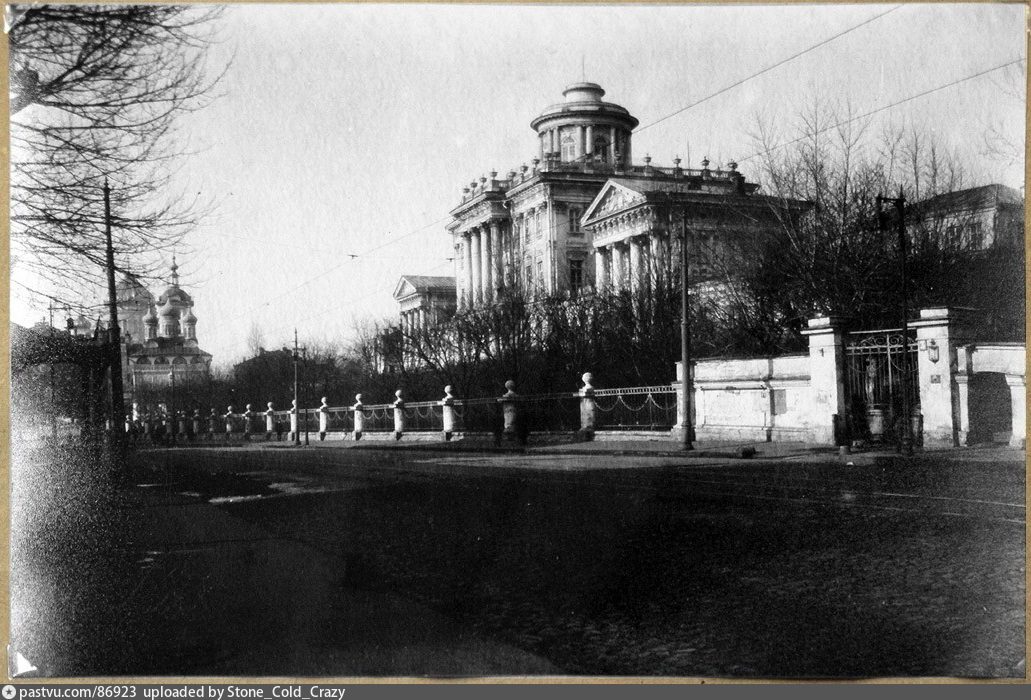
top-left (909, 183), bottom-right (1024, 251)
top-left (447, 82), bottom-right (799, 308)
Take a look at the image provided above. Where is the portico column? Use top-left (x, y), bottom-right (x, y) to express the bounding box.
top-left (481, 224), bottom-right (494, 304)
top-left (629, 236), bottom-right (644, 294)
top-left (594, 247), bottom-right (608, 290)
top-left (611, 244), bottom-right (625, 290)
top-left (471, 228), bottom-right (483, 306)
top-left (585, 125), bottom-right (593, 158)
top-left (610, 126), bottom-right (617, 162)
top-left (578, 125), bottom-right (586, 158)
top-left (462, 233), bottom-right (474, 309)
top-left (649, 234), bottom-right (662, 287)
top-left (491, 221), bottom-right (502, 297)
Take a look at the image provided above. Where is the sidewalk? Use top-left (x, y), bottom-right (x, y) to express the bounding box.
top-left (181, 432), bottom-right (1025, 467)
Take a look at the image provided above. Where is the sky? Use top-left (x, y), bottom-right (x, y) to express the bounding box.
top-left (9, 2), bottom-right (1026, 368)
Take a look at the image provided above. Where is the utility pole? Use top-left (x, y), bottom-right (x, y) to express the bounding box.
top-left (293, 329), bottom-right (308, 446)
top-left (877, 188), bottom-right (914, 456)
top-left (293, 329), bottom-right (300, 446)
top-left (103, 180), bottom-right (126, 454)
top-left (673, 195), bottom-right (693, 451)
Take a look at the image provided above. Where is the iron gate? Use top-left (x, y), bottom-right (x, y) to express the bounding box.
top-left (844, 329), bottom-right (920, 444)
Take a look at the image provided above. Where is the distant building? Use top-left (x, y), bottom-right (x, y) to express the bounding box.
top-left (447, 82), bottom-right (804, 306)
top-left (120, 258), bottom-right (212, 389)
top-left (909, 183), bottom-right (1024, 251)
top-left (392, 275), bottom-right (457, 334)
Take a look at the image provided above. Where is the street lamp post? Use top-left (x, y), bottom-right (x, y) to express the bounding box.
top-left (877, 188), bottom-right (914, 456)
top-left (168, 368), bottom-right (176, 447)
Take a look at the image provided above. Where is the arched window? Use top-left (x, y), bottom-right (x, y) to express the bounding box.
top-left (154, 356), bottom-right (168, 364)
top-left (172, 356), bottom-right (187, 365)
top-left (561, 133), bottom-right (576, 162)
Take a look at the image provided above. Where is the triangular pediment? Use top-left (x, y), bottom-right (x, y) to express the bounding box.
top-left (392, 276), bottom-right (418, 300)
top-left (582, 180), bottom-right (646, 226)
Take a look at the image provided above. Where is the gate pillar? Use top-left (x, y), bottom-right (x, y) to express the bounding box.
top-left (910, 307), bottom-right (969, 447)
top-left (1005, 375), bottom-right (1025, 448)
top-left (801, 316), bottom-right (848, 445)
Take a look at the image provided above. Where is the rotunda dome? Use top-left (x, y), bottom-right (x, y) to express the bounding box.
top-left (530, 82), bottom-right (638, 165)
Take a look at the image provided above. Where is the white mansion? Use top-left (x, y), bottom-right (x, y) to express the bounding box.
top-left (444, 82), bottom-right (807, 310)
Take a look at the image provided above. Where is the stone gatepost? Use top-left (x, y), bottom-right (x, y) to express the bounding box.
top-left (800, 316), bottom-right (848, 445)
top-left (910, 307), bottom-right (968, 447)
top-left (440, 385), bottom-right (456, 441)
top-left (318, 397), bottom-right (329, 441)
top-left (208, 408), bottom-right (217, 440)
top-left (499, 380), bottom-right (520, 443)
top-left (1006, 375), bottom-right (1026, 448)
top-left (289, 399), bottom-right (298, 441)
top-left (177, 411), bottom-right (187, 437)
top-left (353, 394), bottom-right (364, 441)
top-left (265, 402), bottom-right (275, 441)
top-left (224, 406), bottom-right (235, 438)
top-left (192, 409), bottom-right (202, 440)
top-left (393, 390), bottom-right (405, 440)
top-left (579, 372), bottom-right (597, 440)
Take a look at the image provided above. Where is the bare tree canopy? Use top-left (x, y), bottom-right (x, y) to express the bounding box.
top-left (8, 4), bottom-right (225, 311)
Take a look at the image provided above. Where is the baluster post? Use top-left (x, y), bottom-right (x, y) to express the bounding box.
top-left (265, 402), bottom-right (275, 441)
top-left (440, 385), bottom-right (456, 442)
top-left (319, 396), bottom-right (329, 441)
top-left (579, 372), bottom-right (596, 441)
top-left (353, 393), bottom-right (364, 441)
top-left (393, 389), bottom-right (405, 440)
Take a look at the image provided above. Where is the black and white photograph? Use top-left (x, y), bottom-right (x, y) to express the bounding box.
top-left (6, 1), bottom-right (1027, 682)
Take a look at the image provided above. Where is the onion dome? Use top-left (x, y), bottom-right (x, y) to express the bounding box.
top-left (158, 298), bottom-right (178, 318)
top-left (143, 305), bottom-right (158, 326)
top-left (181, 307), bottom-right (197, 325)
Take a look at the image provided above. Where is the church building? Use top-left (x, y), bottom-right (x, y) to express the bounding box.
top-left (118, 258), bottom-right (212, 389)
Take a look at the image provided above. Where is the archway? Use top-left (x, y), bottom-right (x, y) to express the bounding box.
top-left (967, 372), bottom-right (1012, 444)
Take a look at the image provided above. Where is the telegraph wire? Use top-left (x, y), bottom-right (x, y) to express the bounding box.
top-left (737, 57), bottom-right (1026, 164)
top-left (635, 5), bottom-right (904, 133)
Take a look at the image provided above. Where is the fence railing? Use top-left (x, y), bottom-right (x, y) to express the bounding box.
top-left (128, 374), bottom-right (681, 444)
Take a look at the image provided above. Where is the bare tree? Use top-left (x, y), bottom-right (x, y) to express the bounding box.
top-left (8, 4), bottom-right (226, 312)
top-left (245, 322), bottom-right (266, 357)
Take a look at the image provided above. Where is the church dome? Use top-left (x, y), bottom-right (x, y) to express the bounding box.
top-left (158, 298), bottom-right (178, 318)
top-left (156, 256), bottom-right (193, 305)
top-left (143, 305), bottom-right (158, 325)
top-left (181, 307), bottom-right (197, 324)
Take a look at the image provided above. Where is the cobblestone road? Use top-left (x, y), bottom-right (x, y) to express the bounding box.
top-left (128, 446), bottom-right (1025, 678)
